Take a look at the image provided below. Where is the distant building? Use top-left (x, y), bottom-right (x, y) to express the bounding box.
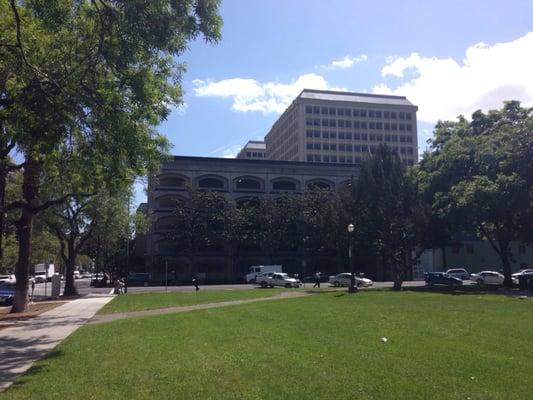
top-left (265, 89), bottom-right (418, 166)
top-left (236, 140), bottom-right (266, 159)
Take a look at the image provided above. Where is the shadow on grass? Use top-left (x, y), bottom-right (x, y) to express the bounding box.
top-left (399, 284), bottom-right (516, 296)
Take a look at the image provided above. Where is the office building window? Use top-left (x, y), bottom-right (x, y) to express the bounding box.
top-left (354, 156), bottom-right (361, 163)
top-left (306, 143), bottom-right (313, 150)
top-left (377, 134), bottom-right (383, 141)
top-left (406, 124), bottom-right (412, 131)
top-left (329, 119), bottom-right (336, 127)
top-left (361, 145), bottom-right (368, 152)
top-left (360, 109), bottom-right (367, 117)
top-left (406, 112), bottom-right (412, 120)
top-left (361, 121), bottom-right (367, 129)
top-left (353, 109), bottom-right (359, 117)
top-left (329, 107), bottom-right (336, 115)
top-left (314, 143), bottom-right (320, 150)
top-left (306, 130), bottom-right (313, 138)
top-left (369, 134), bottom-right (376, 141)
top-left (339, 132), bottom-right (345, 139)
top-left (347, 133), bottom-right (353, 140)
top-left (323, 155), bottom-right (330, 162)
top-left (352, 133), bottom-right (359, 140)
top-left (339, 144), bottom-right (345, 151)
top-left (321, 107), bottom-right (328, 115)
top-left (407, 148), bottom-right (414, 154)
top-left (305, 118), bottom-right (313, 126)
top-left (385, 122), bottom-right (390, 130)
top-left (338, 108), bottom-right (345, 116)
top-left (330, 132), bottom-right (336, 139)
top-left (347, 144), bottom-right (353, 151)
top-left (406, 136), bottom-right (413, 143)
top-left (400, 147), bottom-right (406, 154)
top-left (305, 106), bottom-right (313, 114)
top-left (376, 110), bottom-right (382, 118)
top-left (345, 108), bottom-right (352, 116)
top-left (331, 155), bottom-right (337, 162)
top-left (314, 130), bottom-right (320, 138)
top-left (391, 123), bottom-right (397, 131)
top-left (339, 155), bottom-right (346, 163)
top-left (369, 122), bottom-right (375, 129)
top-left (307, 154), bottom-right (313, 162)
top-left (376, 122), bottom-right (382, 129)
top-left (246, 152), bottom-right (251, 157)
top-left (347, 156), bottom-right (353, 163)
top-left (390, 111), bottom-right (397, 119)
top-left (385, 134), bottom-right (391, 142)
top-left (384, 111), bottom-right (390, 118)
top-left (314, 154), bottom-right (321, 162)
top-left (391, 135), bottom-right (398, 142)
top-left (399, 123), bottom-right (405, 131)
top-left (330, 144), bottom-right (337, 151)
top-left (322, 131), bottom-right (329, 139)
top-left (361, 133), bottom-right (368, 140)
top-left (322, 119), bottom-right (328, 127)
top-left (338, 120), bottom-right (345, 128)
top-left (353, 145), bottom-right (360, 152)
top-left (313, 106), bottom-right (320, 114)
top-left (369, 110), bottom-right (375, 118)
top-left (323, 143), bottom-right (330, 150)
top-left (313, 118), bottom-right (320, 126)
top-left (345, 120), bottom-right (352, 128)
top-left (400, 136), bottom-right (406, 143)
top-left (354, 121), bottom-right (360, 129)
top-left (399, 112), bottom-right (405, 120)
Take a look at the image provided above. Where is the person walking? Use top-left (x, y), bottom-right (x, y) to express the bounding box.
top-left (192, 277), bottom-right (200, 291)
top-left (313, 272), bottom-right (321, 288)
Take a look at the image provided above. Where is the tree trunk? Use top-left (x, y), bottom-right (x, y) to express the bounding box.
top-left (63, 240), bottom-right (78, 296)
top-left (499, 246), bottom-right (513, 288)
top-left (392, 267), bottom-right (403, 291)
top-left (0, 166), bottom-right (6, 267)
top-left (11, 161), bottom-right (40, 313)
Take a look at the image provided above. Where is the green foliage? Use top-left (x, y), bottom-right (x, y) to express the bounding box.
top-left (415, 101), bottom-right (533, 286)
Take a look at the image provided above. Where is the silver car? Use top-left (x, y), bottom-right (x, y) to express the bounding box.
top-left (329, 273), bottom-right (373, 287)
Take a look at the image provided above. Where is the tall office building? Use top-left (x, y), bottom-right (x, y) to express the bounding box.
top-left (236, 140), bottom-right (266, 159)
top-left (265, 89), bottom-right (418, 165)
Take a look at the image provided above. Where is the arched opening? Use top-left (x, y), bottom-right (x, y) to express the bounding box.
top-left (307, 179), bottom-right (333, 190)
top-left (197, 175), bottom-right (226, 190)
top-left (235, 176), bottom-right (263, 190)
top-left (158, 174), bottom-right (188, 188)
top-left (272, 178), bottom-right (298, 191)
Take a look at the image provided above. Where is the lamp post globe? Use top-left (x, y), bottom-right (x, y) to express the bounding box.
top-left (347, 224), bottom-right (357, 292)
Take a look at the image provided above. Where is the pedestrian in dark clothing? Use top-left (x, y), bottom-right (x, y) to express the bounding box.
top-left (192, 277), bottom-right (199, 291)
top-left (313, 272), bottom-right (321, 288)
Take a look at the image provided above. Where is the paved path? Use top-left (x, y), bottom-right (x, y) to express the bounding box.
top-left (0, 295), bottom-right (114, 391)
top-left (90, 290), bottom-right (310, 325)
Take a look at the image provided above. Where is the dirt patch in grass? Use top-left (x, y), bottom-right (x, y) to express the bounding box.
top-left (0, 301), bottom-right (67, 326)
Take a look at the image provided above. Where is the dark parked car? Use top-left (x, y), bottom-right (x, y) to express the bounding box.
top-left (0, 282), bottom-right (16, 305)
top-left (425, 272), bottom-right (463, 287)
top-left (127, 273), bottom-right (151, 287)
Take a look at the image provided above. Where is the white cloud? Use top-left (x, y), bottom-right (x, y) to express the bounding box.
top-left (204, 143), bottom-right (242, 158)
top-left (373, 32), bottom-right (533, 123)
top-left (322, 54), bottom-right (368, 70)
top-left (193, 73), bottom-right (338, 114)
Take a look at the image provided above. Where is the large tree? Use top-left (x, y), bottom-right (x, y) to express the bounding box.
top-left (416, 101), bottom-right (533, 287)
top-left (0, 1), bottom-right (222, 311)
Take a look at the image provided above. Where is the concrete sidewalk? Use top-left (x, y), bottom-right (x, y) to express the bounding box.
top-left (0, 295), bottom-right (114, 391)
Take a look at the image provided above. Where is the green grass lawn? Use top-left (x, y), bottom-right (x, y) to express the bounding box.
top-left (98, 288), bottom-right (290, 314)
top-left (5, 291), bottom-right (533, 399)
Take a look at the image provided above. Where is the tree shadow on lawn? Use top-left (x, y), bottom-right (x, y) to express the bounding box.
top-left (399, 284), bottom-right (524, 297)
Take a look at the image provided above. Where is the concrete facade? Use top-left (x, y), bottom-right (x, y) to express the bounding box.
top-left (144, 156), bottom-right (361, 283)
top-left (265, 89), bottom-right (418, 166)
top-left (236, 140), bottom-right (266, 159)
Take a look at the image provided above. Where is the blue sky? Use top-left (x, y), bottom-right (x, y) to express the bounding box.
top-left (138, 0), bottom-right (533, 205)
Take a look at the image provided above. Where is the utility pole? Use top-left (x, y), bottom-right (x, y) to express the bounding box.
top-left (124, 192), bottom-right (131, 293)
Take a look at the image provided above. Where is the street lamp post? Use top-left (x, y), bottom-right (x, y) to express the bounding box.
top-left (347, 223), bottom-right (357, 293)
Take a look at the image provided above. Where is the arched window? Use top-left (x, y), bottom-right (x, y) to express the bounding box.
top-left (307, 179), bottom-right (333, 190)
top-left (272, 179), bottom-right (298, 191)
top-left (158, 174), bottom-right (188, 188)
top-left (235, 177), bottom-right (262, 190)
top-left (155, 216), bottom-right (179, 231)
top-left (197, 175), bottom-right (226, 189)
top-left (156, 195), bottom-right (185, 209)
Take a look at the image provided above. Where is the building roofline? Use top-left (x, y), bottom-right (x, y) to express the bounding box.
top-left (169, 155), bottom-right (360, 169)
top-left (297, 88), bottom-right (409, 101)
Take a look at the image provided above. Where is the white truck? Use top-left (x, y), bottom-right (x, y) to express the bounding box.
top-left (245, 265), bottom-right (282, 283)
top-left (256, 272), bottom-right (301, 288)
top-left (34, 263), bottom-right (55, 283)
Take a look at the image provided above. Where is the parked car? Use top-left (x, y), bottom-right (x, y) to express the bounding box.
top-left (80, 272), bottom-right (92, 279)
top-left (34, 273), bottom-right (47, 283)
top-left (329, 273), bottom-right (373, 287)
top-left (0, 274), bottom-right (15, 284)
top-left (512, 269), bottom-right (533, 285)
top-left (90, 273), bottom-right (105, 287)
top-left (127, 273), bottom-right (151, 287)
top-left (74, 271), bottom-right (81, 279)
top-left (255, 272), bottom-right (276, 287)
top-left (425, 272), bottom-right (463, 287)
top-left (470, 271), bottom-right (504, 285)
top-left (0, 282), bottom-right (16, 305)
top-left (446, 268), bottom-right (470, 280)
top-left (260, 273), bottom-right (300, 288)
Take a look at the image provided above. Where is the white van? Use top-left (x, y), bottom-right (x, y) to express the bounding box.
top-left (245, 265), bottom-right (282, 283)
